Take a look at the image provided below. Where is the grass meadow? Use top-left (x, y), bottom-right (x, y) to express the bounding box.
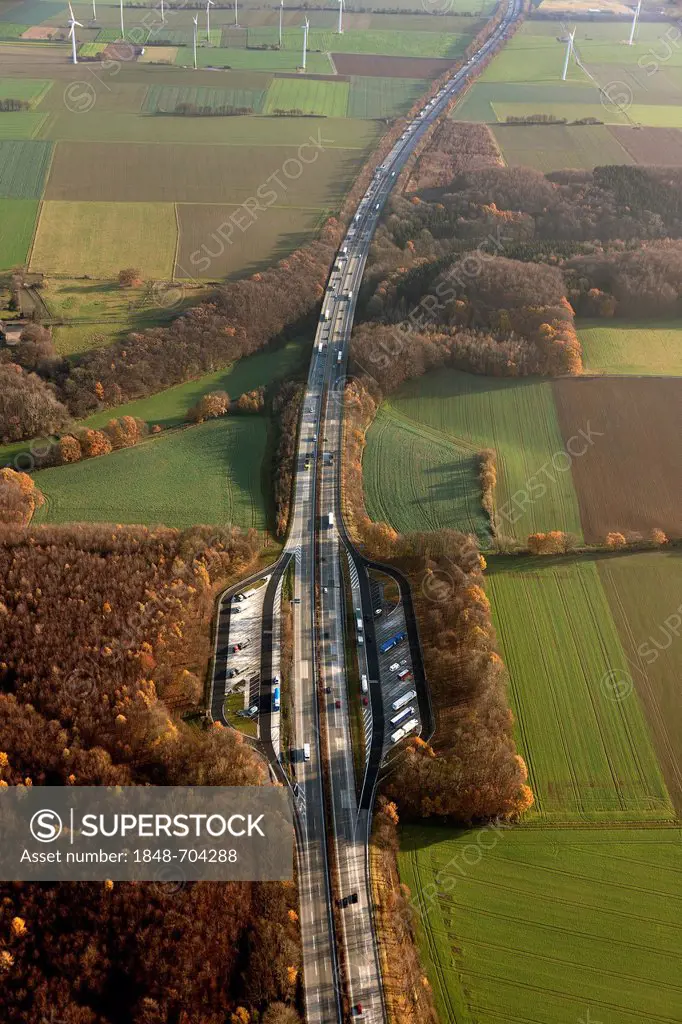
top-left (578, 319), bottom-right (682, 375)
top-left (33, 416), bottom-right (269, 531)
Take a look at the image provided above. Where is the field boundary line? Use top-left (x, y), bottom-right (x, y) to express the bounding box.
top-left (25, 197), bottom-right (44, 273)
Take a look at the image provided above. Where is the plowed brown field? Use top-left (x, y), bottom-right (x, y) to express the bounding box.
top-left (331, 53), bottom-right (455, 79)
top-left (553, 377), bottom-right (682, 542)
top-left (610, 125), bottom-right (682, 165)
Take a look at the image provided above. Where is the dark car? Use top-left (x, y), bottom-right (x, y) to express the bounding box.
top-left (362, 696), bottom-right (368, 707)
top-left (335, 699), bottom-right (341, 709)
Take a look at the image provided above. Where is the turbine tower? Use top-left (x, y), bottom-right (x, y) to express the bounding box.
top-left (279, 0), bottom-right (283, 48)
top-left (91, 0), bottom-right (97, 23)
top-left (628, 0), bottom-right (641, 45)
top-left (68, 2), bottom-right (83, 63)
top-left (160, 0), bottom-right (164, 24)
top-left (206, 0), bottom-right (214, 42)
top-left (234, 0), bottom-right (239, 28)
top-left (561, 27), bottom-right (575, 81)
top-left (301, 16), bottom-right (309, 70)
top-left (192, 13), bottom-right (198, 68)
top-left (119, 0), bottom-right (124, 38)
top-left (337, 0), bottom-right (344, 34)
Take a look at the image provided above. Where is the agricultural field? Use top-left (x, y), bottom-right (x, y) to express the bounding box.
top-left (599, 550), bottom-right (682, 812)
top-left (363, 406), bottom-right (489, 540)
top-left (143, 83), bottom-right (268, 114)
top-left (347, 76), bottom-right (427, 119)
top-left (453, 18), bottom-right (682, 133)
top-left (553, 377), bottom-right (682, 542)
top-left (43, 139), bottom-right (362, 205)
top-left (176, 47), bottom-right (333, 74)
top-left (332, 53), bottom-right (456, 79)
top-left (611, 124), bottom-right (682, 163)
top-left (493, 123), bottom-right (634, 170)
top-left (262, 77), bottom-right (350, 117)
top-left (0, 197), bottom-right (38, 269)
top-left (29, 200), bottom-right (177, 278)
top-left (399, 824), bottom-right (682, 1024)
top-left (0, 76), bottom-right (51, 104)
top-left (578, 319), bottom-right (682, 375)
top-left (0, 110), bottom-right (47, 137)
top-left (32, 416), bottom-right (269, 531)
top-left (487, 555), bottom-right (673, 820)
top-left (0, 138), bottom-right (51, 195)
top-left (175, 204), bottom-right (325, 281)
top-left (363, 371), bottom-right (583, 544)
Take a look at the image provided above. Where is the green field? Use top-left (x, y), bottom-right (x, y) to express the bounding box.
top-left (487, 556), bottom-right (673, 820)
top-left (0, 24), bottom-right (30, 39)
top-left (363, 372), bottom-right (583, 543)
top-left (493, 123), bottom-right (633, 171)
top-left (29, 201), bottom-right (177, 278)
top-left (0, 138), bottom-right (52, 196)
top-left (599, 550), bottom-right (682, 812)
top-left (175, 46), bottom-right (333, 73)
top-left (81, 339), bottom-right (308, 430)
top-left (363, 406), bottom-right (489, 540)
top-left (399, 824), bottom-right (682, 1024)
top-left (33, 416), bottom-right (268, 530)
top-left (0, 77), bottom-right (52, 105)
top-left (263, 77), bottom-right (350, 117)
top-left (452, 19), bottom-right (682, 131)
top-left (0, 197), bottom-right (38, 269)
top-left (0, 339), bottom-right (307, 468)
top-left (347, 76), bottom-right (427, 119)
top-left (143, 83), bottom-right (268, 114)
top-left (579, 319), bottom-right (682, 375)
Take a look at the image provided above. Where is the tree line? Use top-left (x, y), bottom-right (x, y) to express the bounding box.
top-left (0, 524), bottom-right (303, 1023)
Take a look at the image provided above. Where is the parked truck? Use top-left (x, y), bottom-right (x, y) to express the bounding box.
top-left (325, 511), bottom-right (335, 528)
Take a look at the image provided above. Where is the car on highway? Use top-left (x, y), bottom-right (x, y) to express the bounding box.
top-left (362, 696), bottom-right (368, 707)
top-left (389, 662), bottom-right (400, 672)
top-left (335, 699), bottom-right (341, 709)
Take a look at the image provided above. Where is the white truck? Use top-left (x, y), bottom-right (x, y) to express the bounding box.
top-left (325, 511), bottom-right (335, 528)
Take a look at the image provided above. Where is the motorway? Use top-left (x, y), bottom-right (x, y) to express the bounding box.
top-left (209, 0), bottom-right (524, 1018)
top-left (287, 0), bottom-right (523, 1019)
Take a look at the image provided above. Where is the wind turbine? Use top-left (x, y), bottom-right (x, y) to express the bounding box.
top-left (561, 27), bottom-right (575, 81)
top-left (68, 2), bottom-right (82, 63)
top-left (192, 14), bottom-right (198, 68)
top-left (301, 16), bottom-right (309, 70)
top-left (206, 0), bottom-right (214, 42)
top-left (119, 0), bottom-right (124, 39)
top-left (234, 0), bottom-right (239, 28)
top-left (279, 0), bottom-right (283, 48)
top-left (160, 0), bottom-right (164, 25)
top-left (91, 0), bottom-right (97, 23)
top-left (628, 0), bottom-right (641, 45)
top-left (337, 0), bottom-right (344, 35)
